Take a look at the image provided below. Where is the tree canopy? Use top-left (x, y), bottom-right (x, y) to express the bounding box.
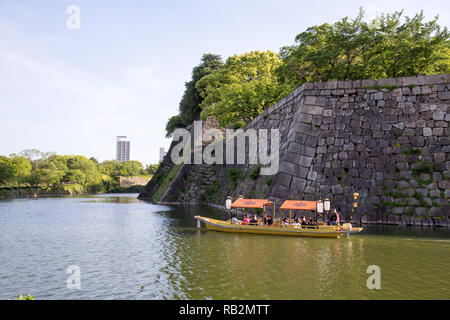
top-left (165, 53), bottom-right (223, 137)
top-left (277, 10), bottom-right (449, 88)
top-left (196, 50), bottom-right (291, 128)
top-left (0, 150), bottom-right (151, 192)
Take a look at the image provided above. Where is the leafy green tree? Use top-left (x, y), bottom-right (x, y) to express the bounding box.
top-left (29, 168), bottom-right (63, 187)
top-left (64, 169), bottom-right (86, 185)
top-left (121, 160), bottom-right (146, 176)
top-left (165, 115), bottom-right (186, 138)
top-left (197, 50), bottom-right (291, 128)
top-left (145, 164), bottom-right (159, 175)
top-left (47, 155), bottom-right (69, 173)
top-left (89, 157), bottom-right (99, 164)
top-left (166, 53), bottom-right (223, 137)
top-left (10, 156), bottom-right (32, 185)
top-left (277, 10), bottom-right (449, 88)
top-left (1, 150), bottom-right (148, 192)
top-left (101, 160), bottom-right (123, 178)
top-left (0, 156), bottom-right (15, 185)
top-left (370, 11), bottom-right (449, 78)
top-left (17, 149), bottom-right (55, 161)
top-left (66, 156), bottom-right (102, 187)
top-left (31, 158), bottom-right (65, 187)
top-left (179, 53), bottom-right (223, 126)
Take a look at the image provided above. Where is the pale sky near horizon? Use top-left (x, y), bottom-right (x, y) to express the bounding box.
top-left (1, 0), bottom-right (449, 165)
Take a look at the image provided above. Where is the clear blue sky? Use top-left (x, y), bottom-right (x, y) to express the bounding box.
top-left (1, 0), bottom-right (448, 165)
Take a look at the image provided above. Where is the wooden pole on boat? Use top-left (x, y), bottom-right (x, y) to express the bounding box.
top-left (262, 204), bottom-right (265, 226)
top-left (289, 210), bottom-right (292, 226)
top-left (273, 204), bottom-right (275, 227)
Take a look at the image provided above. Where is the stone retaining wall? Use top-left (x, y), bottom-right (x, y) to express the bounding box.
top-left (139, 74), bottom-right (449, 226)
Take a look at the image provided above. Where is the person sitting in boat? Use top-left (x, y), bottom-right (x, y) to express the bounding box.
top-left (231, 213), bottom-right (241, 224)
top-left (242, 214), bottom-right (250, 225)
top-left (249, 215), bottom-right (258, 226)
top-left (291, 218), bottom-right (301, 226)
top-left (300, 216), bottom-right (307, 226)
top-left (282, 217), bottom-right (290, 227)
top-left (328, 209), bottom-right (340, 226)
top-left (305, 217), bottom-right (316, 228)
top-left (265, 215), bottom-right (274, 226)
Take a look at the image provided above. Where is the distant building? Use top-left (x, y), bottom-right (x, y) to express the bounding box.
top-left (116, 136), bottom-right (130, 162)
top-left (159, 147), bottom-right (167, 162)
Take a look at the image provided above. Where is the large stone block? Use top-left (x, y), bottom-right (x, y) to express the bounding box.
top-left (298, 155), bottom-right (314, 168)
top-left (271, 184), bottom-right (291, 199)
top-left (298, 145), bottom-right (316, 157)
top-left (304, 95), bottom-right (317, 105)
top-left (297, 166), bottom-right (309, 179)
top-left (331, 184), bottom-right (343, 194)
top-left (279, 161), bottom-right (298, 176)
top-left (423, 127), bottom-right (432, 136)
top-left (295, 122), bottom-right (321, 136)
top-left (438, 91), bottom-right (450, 100)
top-left (302, 105), bottom-right (324, 115)
top-left (412, 136), bottom-right (425, 147)
top-left (276, 172), bottom-right (293, 187)
top-left (434, 153), bottom-right (446, 163)
top-left (291, 177), bottom-right (307, 191)
top-left (432, 111), bottom-right (445, 120)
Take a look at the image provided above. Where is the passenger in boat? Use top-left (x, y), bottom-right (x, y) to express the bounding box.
top-left (249, 215), bottom-right (258, 226)
top-left (306, 217), bottom-right (315, 226)
top-left (282, 217), bottom-right (290, 227)
top-left (305, 216), bottom-right (316, 228)
top-left (265, 215), bottom-right (274, 226)
top-left (242, 214), bottom-right (250, 225)
top-left (291, 218), bottom-right (301, 226)
top-left (300, 216), bottom-right (307, 226)
top-left (328, 209), bottom-right (340, 225)
top-left (231, 214), bottom-right (241, 224)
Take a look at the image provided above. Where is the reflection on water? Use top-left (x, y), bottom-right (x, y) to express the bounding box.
top-left (0, 194), bottom-right (449, 299)
top-left (80, 194), bottom-right (143, 204)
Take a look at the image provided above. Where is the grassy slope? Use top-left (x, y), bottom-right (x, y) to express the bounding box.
top-left (152, 164), bottom-right (182, 202)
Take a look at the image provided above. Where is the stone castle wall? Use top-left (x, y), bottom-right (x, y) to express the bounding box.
top-left (140, 74), bottom-right (449, 226)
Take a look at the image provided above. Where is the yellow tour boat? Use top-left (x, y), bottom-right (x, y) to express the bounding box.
top-left (194, 198), bottom-right (363, 238)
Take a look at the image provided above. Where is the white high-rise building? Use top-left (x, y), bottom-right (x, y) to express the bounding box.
top-left (116, 136), bottom-right (130, 162)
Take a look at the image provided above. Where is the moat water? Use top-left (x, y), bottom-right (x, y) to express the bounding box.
top-left (0, 194), bottom-right (449, 299)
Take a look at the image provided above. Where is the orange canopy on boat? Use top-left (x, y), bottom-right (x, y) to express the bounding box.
top-left (280, 200), bottom-right (317, 210)
top-left (231, 198), bottom-right (273, 209)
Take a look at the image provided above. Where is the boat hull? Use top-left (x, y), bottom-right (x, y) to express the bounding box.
top-left (195, 216), bottom-right (363, 238)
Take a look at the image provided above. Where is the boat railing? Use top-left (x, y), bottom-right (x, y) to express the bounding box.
top-left (231, 219), bottom-right (337, 230)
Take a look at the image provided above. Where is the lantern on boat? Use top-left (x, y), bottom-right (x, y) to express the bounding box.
top-left (353, 193), bottom-right (359, 207)
top-left (351, 192), bottom-right (359, 221)
top-left (316, 200), bottom-right (324, 214)
top-left (323, 198), bottom-right (331, 212)
top-left (225, 196), bottom-right (232, 210)
top-left (316, 200), bottom-right (324, 223)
